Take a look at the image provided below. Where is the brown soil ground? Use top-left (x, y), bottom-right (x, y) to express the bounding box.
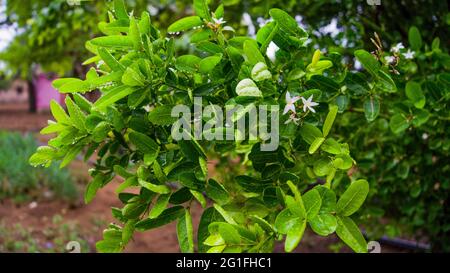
top-left (0, 102), bottom-right (404, 253)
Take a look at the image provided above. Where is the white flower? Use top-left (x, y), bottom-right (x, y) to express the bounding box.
top-left (213, 17), bottom-right (226, 25)
top-left (266, 42), bottom-right (280, 63)
top-left (256, 17), bottom-right (273, 28)
top-left (143, 105), bottom-right (152, 112)
top-left (391, 42), bottom-right (404, 53)
top-left (422, 133), bottom-right (429, 140)
top-left (402, 49), bottom-right (415, 59)
top-left (285, 113), bottom-right (300, 125)
top-left (301, 95), bottom-right (319, 113)
top-left (283, 92), bottom-right (300, 115)
top-left (384, 55), bottom-right (396, 64)
top-left (241, 13), bottom-right (255, 37)
top-left (148, 5), bottom-right (159, 16)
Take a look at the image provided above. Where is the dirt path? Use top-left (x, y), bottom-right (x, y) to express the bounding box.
top-left (0, 103), bottom-right (51, 132)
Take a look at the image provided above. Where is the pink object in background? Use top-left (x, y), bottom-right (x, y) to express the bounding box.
top-left (34, 74), bottom-right (64, 111)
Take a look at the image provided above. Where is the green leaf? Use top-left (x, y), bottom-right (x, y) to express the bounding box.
top-left (303, 189), bottom-right (322, 220)
top-left (96, 239), bottom-right (122, 253)
top-left (218, 223), bottom-right (241, 245)
top-left (84, 174), bottom-right (104, 204)
top-left (92, 121), bottom-right (110, 142)
top-left (84, 68), bottom-right (97, 82)
top-left (115, 176), bottom-right (137, 194)
top-left (148, 105), bottom-right (178, 126)
top-left (40, 122), bottom-right (65, 135)
top-left (315, 186), bottom-right (336, 213)
top-left (50, 100), bottom-right (70, 124)
top-left (408, 26), bottom-right (422, 50)
top-left (198, 207), bottom-right (225, 253)
top-left (138, 179), bottom-right (170, 194)
top-left (275, 208), bottom-right (301, 234)
top-left (139, 11), bottom-right (151, 33)
top-left (53, 78), bottom-right (81, 90)
top-left (235, 78), bottom-right (262, 97)
top-left (94, 85), bottom-right (137, 110)
top-left (336, 215), bottom-right (367, 253)
top-left (299, 123), bottom-right (323, 144)
top-left (269, 8), bottom-right (307, 39)
top-left (308, 137), bottom-right (325, 154)
top-left (175, 54), bottom-right (202, 72)
top-left (128, 131), bottom-right (159, 155)
top-left (153, 160), bottom-right (167, 183)
top-left (196, 41), bottom-right (223, 54)
top-left (363, 97), bottom-right (380, 122)
top-left (285, 219), bottom-right (306, 252)
top-left (249, 215), bottom-right (275, 234)
top-left (123, 201), bottom-right (147, 219)
top-left (90, 36), bottom-right (133, 48)
top-left (73, 93), bottom-right (93, 113)
top-left (256, 22), bottom-right (278, 52)
top-left (322, 105), bottom-right (338, 137)
top-left (206, 179), bottom-right (230, 205)
top-left (136, 206), bottom-right (184, 231)
top-left (65, 96), bottom-right (86, 131)
top-left (354, 49), bottom-right (380, 77)
top-left (122, 219), bottom-right (137, 245)
top-left (307, 75), bottom-right (339, 93)
top-left (320, 138), bottom-right (342, 155)
top-left (193, 0), bottom-right (211, 21)
top-left (412, 108), bottom-right (430, 127)
top-left (286, 181), bottom-right (306, 217)
top-left (336, 179), bottom-right (369, 216)
top-left (204, 233), bottom-right (225, 247)
top-left (405, 81), bottom-right (426, 109)
top-left (60, 145), bottom-right (84, 168)
top-left (313, 158), bottom-right (332, 176)
top-left (243, 39), bottom-right (265, 65)
top-left (310, 214), bottom-right (337, 236)
top-left (129, 17), bottom-right (142, 50)
top-left (98, 48), bottom-right (125, 72)
top-left (199, 55), bottom-right (222, 73)
top-left (214, 4), bottom-right (224, 18)
top-left (376, 70), bottom-right (397, 93)
top-left (190, 190), bottom-right (207, 208)
top-left (149, 194), bottom-right (171, 219)
top-left (251, 62), bottom-right (272, 81)
top-left (177, 209), bottom-right (194, 253)
top-left (122, 67), bottom-right (145, 86)
top-left (389, 114), bottom-right (409, 134)
top-left (334, 154), bottom-right (353, 170)
top-left (213, 204), bottom-right (237, 225)
top-left (114, 0), bottom-right (128, 20)
top-left (29, 146), bottom-right (56, 167)
top-left (168, 16), bottom-right (203, 33)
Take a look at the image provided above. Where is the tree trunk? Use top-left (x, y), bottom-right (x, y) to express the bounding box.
top-left (27, 79), bottom-right (36, 113)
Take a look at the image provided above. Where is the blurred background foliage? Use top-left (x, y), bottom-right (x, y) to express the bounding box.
top-left (1, 0), bottom-right (448, 78)
top-left (0, 131), bottom-right (79, 202)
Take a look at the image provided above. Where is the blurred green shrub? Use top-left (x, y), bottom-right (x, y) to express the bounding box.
top-left (0, 131), bottom-right (78, 202)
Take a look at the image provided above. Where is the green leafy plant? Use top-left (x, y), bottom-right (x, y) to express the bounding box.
top-left (335, 28), bottom-right (450, 251)
top-left (30, 0), bottom-right (371, 253)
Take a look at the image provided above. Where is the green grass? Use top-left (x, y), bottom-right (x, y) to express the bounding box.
top-left (0, 131), bottom-right (78, 202)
